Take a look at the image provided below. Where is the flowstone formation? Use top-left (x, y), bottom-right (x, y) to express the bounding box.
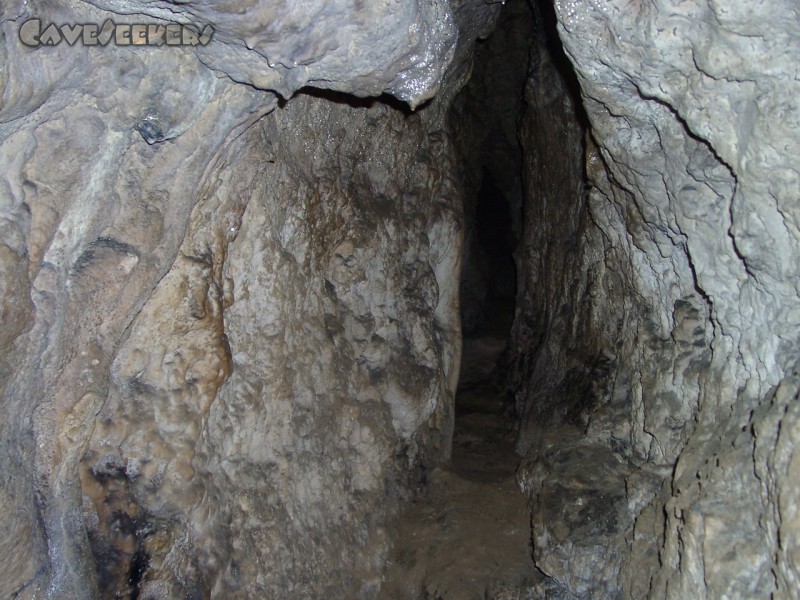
top-left (0, 0), bottom-right (501, 597)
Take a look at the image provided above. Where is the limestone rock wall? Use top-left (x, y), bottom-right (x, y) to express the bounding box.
top-left (79, 90), bottom-right (465, 600)
top-left (4, 0), bottom-right (799, 597)
top-left (0, 0), bottom-right (496, 597)
top-left (510, 0), bottom-right (800, 597)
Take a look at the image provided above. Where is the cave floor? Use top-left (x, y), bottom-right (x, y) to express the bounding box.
top-left (383, 307), bottom-right (542, 599)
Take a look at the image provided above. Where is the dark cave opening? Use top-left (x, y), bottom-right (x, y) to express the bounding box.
top-left (450, 0), bottom-right (530, 427)
top-left (451, 163), bottom-right (521, 477)
top-left (448, 0), bottom-right (594, 476)
top-left (452, 0), bottom-right (592, 409)
top-left (473, 168), bottom-right (518, 337)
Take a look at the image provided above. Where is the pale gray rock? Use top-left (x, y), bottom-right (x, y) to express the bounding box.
top-left (0, 0), bottom-right (498, 597)
top-left (508, 0), bottom-right (800, 598)
top-left (77, 91), bottom-right (466, 597)
top-left (81, 0), bottom-right (458, 107)
top-left (2, 0), bottom-right (800, 597)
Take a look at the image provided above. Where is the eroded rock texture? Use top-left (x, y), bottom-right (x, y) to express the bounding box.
top-left (508, 0), bottom-right (800, 598)
top-left (79, 90), bottom-right (466, 600)
top-left (3, 0), bottom-right (800, 597)
top-left (0, 0), bottom-right (501, 597)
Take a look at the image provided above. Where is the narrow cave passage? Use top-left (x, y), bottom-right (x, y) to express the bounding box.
top-left (453, 166), bottom-right (519, 479)
top-left (383, 0), bottom-right (587, 596)
top-left (450, 0), bottom-right (530, 458)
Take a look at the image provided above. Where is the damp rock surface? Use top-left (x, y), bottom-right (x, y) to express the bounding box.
top-left (2, 0), bottom-right (800, 598)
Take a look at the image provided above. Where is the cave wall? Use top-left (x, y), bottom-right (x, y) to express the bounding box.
top-left (78, 89), bottom-right (465, 600)
top-left (510, 0), bottom-right (800, 597)
top-left (3, 0), bottom-right (799, 597)
top-left (0, 0), bottom-right (501, 597)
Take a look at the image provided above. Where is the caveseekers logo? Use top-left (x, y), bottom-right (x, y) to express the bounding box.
top-left (19, 18), bottom-right (214, 47)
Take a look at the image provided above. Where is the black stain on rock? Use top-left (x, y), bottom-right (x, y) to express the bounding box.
top-left (135, 117), bottom-right (166, 145)
top-left (73, 236), bottom-right (139, 274)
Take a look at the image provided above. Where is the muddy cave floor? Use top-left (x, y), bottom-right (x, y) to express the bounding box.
top-left (384, 305), bottom-right (543, 599)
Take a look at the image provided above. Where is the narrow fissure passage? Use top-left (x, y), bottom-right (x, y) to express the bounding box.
top-left (452, 295), bottom-right (516, 481)
top-left (383, 0), bottom-right (592, 595)
top-left (382, 4), bottom-right (541, 595)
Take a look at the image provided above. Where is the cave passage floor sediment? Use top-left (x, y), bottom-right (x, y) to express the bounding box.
top-left (384, 304), bottom-right (541, 598)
